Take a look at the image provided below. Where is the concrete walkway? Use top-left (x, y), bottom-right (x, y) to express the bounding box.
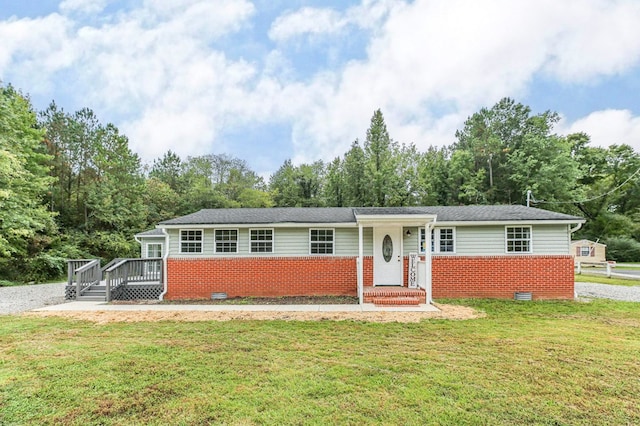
top-left (33, 301), bottom-right (439, 313)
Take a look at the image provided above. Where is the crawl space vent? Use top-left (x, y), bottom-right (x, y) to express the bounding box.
top-left (514, 292), bottom-right (532, 301)
top-left (211, 292), bottom-right (228, 300)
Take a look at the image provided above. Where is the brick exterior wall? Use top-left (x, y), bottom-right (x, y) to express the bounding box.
top-left (166, 256), bottom-right (373, 300)
top-left (165, 254), bottom-right (573, 300)
top-left (431, 255), bottom-right (575, 300)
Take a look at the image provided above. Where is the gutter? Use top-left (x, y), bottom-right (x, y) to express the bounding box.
top-left (570, 222), bottom-right (583, 234)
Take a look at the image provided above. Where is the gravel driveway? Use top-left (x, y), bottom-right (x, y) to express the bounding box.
top-left (575, 282), bottom-right (640, 302)
top-left (0, 282), bottom-right (67, 314)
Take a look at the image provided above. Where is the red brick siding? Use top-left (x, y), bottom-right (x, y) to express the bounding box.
top-left (431, 255), bottom-right (574, 300)
top-left (166, 254), bottom-right (573, 300)
top-left (166, 256), bottom-right (371, 300)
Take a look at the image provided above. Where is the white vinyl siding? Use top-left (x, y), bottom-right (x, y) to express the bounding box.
top-left (164, 224), bottom-right (570, 256)
top-left (454, 226), bottom-right (505, 254)
top-left (533, 225), bottom-right (570, 254)
top-left (431, 225), bottom-right (570, 256)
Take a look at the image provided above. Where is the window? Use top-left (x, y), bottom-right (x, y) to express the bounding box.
top-left (580, 246), bottom-right (593, 257)
top-left (215, 229), bottom-right (238, 253)
top-left (437, 228), bottom-right (455, 253)
top-left (310, 229), bottom-right (334, 254)
top-left (180, 230), bottom-right (203, 253)
top-left (146, 243), bottom-right (162, 258)
top-left (251, 229), bottom-right (273, 253)
top-left (506, 226), bottom-right (531, 253)
top-left (420, 227), bottom-right (455, 253)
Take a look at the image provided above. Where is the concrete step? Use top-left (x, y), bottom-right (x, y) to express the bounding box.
top-left (77, 295), bottom-right (106, 301)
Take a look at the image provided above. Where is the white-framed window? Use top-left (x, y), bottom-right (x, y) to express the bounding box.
top-left (310, 228), bottom-right (334, 254)
top-left (180, 229), bottom-right (203, 253)
top-left (420, 227), bottom-right (455, 254)
top-left (250, 228), bottom-right (273, 253)
top-left (215, 229), bottom-right (238, 253)
top-left (146, 242), bottom-right (162, 258)
top-left (146, 243), bottom-right (163, 274)
top-left (580, 246), bottom-right (593, 257)
top-left (506, 226), bottom-right (532, 253)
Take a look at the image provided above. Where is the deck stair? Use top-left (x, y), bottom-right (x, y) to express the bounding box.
top-left (77, 283), bottom-right (107, 301)
top-left (67, 258), bottom-right (163, 302)
top-left (363, 287), bottom-right (426, 306)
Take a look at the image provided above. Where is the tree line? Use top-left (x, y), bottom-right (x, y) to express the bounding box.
top-left (1, 83), bottom-right (639, 283)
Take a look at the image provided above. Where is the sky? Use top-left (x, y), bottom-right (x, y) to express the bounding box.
top-left (1, 0), bottom-right (639, 178)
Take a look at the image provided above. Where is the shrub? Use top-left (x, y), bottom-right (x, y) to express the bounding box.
top-left (606, 237), bottom-right (640, 262)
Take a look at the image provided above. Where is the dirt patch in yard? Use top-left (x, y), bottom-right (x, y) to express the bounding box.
top-left (112, 295), bottom-right (360, 305)
top-left (24, 303), bottom-right (483, 323)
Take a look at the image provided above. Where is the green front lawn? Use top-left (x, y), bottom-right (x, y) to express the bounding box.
top-left (2, 299), bottom-right (639, 425)
top-left (575, 274), bottom-right (640, 286)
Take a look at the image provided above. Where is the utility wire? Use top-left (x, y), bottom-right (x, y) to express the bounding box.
top-left (531, 165), bottom-right (640, 205)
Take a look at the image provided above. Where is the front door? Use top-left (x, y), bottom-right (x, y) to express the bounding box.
top-left (373, 226), bottom-right (403, 286)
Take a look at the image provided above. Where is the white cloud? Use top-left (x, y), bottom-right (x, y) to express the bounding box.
top-left (60, 0), bottom-right (108, 15)
top-left (560, 110), bottom-right (640, 153)
top-left (272, 0), bottom-right (640, 164)
top-left (269, 7), bottom-right (345, 42)
top-left (268, 0), bottom-right (395, 43)
top-left (1, 0), bottom-right (640, 171)
top-left (0, 14), bottom-right (76, 91)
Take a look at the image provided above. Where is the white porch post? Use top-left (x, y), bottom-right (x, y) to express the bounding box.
top-left (358, 223), bottom-right (364, 305)
top-left (425, 222), bottom-right (433, 304)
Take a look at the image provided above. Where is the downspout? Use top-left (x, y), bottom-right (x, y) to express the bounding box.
top-left (159, 229), bottom-right (170, 301)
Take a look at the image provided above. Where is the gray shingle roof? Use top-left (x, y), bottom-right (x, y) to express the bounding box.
top-left (159, 207), bottom-right (356, 225)
top-left (354, 205), bottom-right (582, 222)
top-left (135, 228), bottom-right (165, 237)
top-left (158, 205), bottom-right (582, 225)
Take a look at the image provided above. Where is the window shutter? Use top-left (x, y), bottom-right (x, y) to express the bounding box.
top-left (590, 247), bottom-right (595, 257)
top-left (576, 247), bottom-right (581, 256)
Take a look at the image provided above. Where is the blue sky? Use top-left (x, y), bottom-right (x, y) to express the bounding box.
top-left (1, 0), bottom-right (639, 178)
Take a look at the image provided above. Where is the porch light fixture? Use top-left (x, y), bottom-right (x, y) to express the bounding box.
top-left (405, 230), bottom-right (412, 237)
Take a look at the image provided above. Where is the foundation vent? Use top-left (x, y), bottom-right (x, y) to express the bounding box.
top-left (211, 292), bottom-right (228, 300)
top-left (514, 292), bottom-right (532, 301)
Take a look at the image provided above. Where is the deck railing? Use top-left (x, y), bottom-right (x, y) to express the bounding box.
top-left (73, 259), bottom-right (101, 297)
top-left (67, 259), bottom-right (96, 286)
top-left (104, 258), bottom-right (163, 301)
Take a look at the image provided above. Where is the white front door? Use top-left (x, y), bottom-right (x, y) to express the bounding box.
top-left (373, 226), bottom-right (403, 286)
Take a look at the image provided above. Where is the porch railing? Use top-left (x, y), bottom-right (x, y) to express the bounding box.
top-left (104, 258), bottom-right (163, 301)
top-left (73, 259), bottom-right (101, 297)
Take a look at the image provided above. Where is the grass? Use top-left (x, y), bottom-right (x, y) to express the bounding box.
top-left (615, 263), bottom-right (640, 270)
top-left (575, 274), bottom-right (640, 286)
top-left (2, 299), bottom-right (640, 425)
